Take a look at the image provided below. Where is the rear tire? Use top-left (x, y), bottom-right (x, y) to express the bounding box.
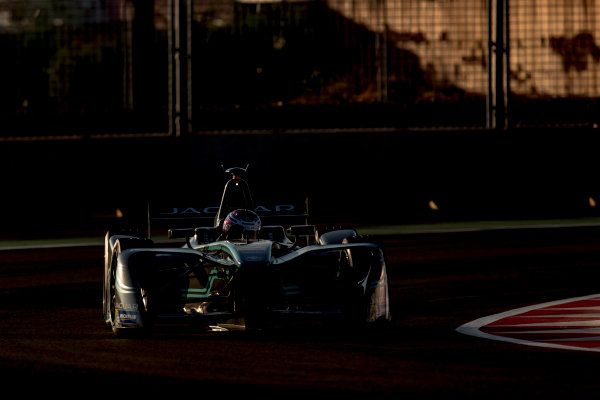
top-left (318, 229), bottom-right (357, 245)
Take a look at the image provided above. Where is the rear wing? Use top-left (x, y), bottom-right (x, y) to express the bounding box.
top-left (148, 198), bottom-right (310, 239)
top-left (145, 165), bottom-right (308, 239)
top-left (255, 199), bottom-right (310, 225)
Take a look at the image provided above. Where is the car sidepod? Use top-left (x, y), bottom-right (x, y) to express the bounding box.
top-left (272, 242), bottom-right (391, 324)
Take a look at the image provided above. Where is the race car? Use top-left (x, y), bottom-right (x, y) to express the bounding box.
top-left (103, 166), bottom-right (391, 336)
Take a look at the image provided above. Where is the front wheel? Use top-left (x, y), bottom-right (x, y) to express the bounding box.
top-left (108, 265), bottom-right (129, 337)
top-left (106, 245), bottom-right (148, 338)
top-left (108, 270), bottom-right (149, 338)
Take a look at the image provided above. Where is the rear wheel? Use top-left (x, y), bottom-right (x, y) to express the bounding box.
top-left (317, 229), bottom-right (357, 245)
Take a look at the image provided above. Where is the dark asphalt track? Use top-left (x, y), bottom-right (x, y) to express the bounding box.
top-left (2, 226), bottom-right (600, 397)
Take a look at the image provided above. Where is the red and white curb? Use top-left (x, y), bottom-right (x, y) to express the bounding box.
top-left (457, 294), bottom-right (600, 352)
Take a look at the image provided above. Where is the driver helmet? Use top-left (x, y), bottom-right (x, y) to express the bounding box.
top-left (222, 209), bottom-right (261, 240)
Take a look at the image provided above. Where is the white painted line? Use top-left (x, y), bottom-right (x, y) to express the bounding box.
top-left (457, 294), bottom-right (600, 352)
top-left (0, 242), bottom-right (102, 251)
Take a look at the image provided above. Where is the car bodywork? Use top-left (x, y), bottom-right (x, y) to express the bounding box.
top-left (103, 167), bottom-right (391, 336)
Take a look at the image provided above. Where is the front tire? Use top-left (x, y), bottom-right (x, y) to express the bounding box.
top-left (106, 240), bottom-right (150, 338)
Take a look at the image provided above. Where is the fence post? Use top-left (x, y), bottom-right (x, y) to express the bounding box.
top-left (488, 0), bottom-right (510, 130)
top-left (169, 0), bottom-right (193, 137)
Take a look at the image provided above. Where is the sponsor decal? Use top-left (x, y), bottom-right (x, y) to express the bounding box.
top-left (115, 303), bottom-right (138, 310)
top-left (159, 205), bottom-right (296, 216)
top-left (255, 205), bottom-right (296, 213)
top-left (116, 309), bottom-right (138, 325)
top-left (457, 294), bottom-right (600, 352)
top-left (161, 207), bottom-right (219, 215)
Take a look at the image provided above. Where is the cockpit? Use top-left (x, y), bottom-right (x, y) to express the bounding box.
top-left (221, 209), bottom-right (261, 242)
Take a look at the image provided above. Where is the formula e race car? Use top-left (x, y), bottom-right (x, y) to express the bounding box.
top-left (103, 166), bottom-right (391, 336)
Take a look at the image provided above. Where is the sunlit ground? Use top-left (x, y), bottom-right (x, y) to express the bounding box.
top-left (2, 216), bottom-right (600, 249)
top-left (357, 216), bottom-right (600, 235)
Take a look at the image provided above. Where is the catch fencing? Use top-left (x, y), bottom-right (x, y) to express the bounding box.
top-left (2, 0), bottom-right (599, 136)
